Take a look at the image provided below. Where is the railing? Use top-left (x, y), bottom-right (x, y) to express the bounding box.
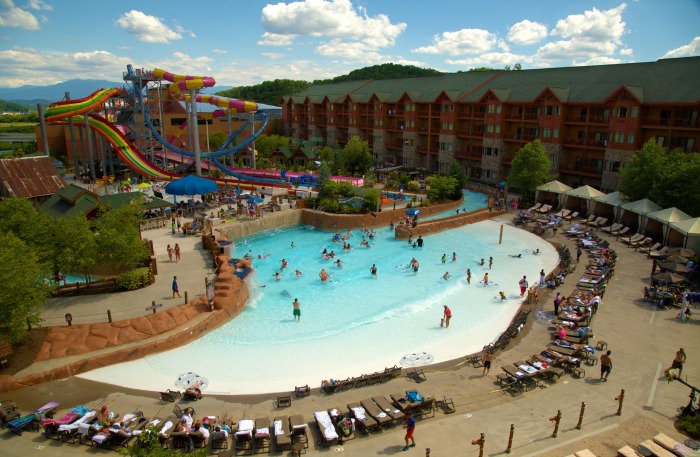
top-left (559, 164), bottom-right (603, 176)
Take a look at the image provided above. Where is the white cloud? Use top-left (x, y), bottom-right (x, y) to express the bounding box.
top-left (552, 3), bottom-right (627, 42)
top-left (115, 10), bottom-right (182, 44)
top-left (261, 52), bottom-right (283, 59)
top-left (260, 0), bottom-right (406, 51)
top-left (212, 49), bottom-right (227, 54)
top-left (498, 39), bottom-right (510, 52)
top-left (0, 0), bottom-right (40, 30)
top-left (446, 52), bottom-right (529, 68)
top-left (573, 56), bottom-right (622, 66)
top-left (508, 20), bottom-right (548, 45)
top-left (26, 0), bottom-right (51, 10)
top-left (536, 38), bottom-right (616, 63)
top-left (662, 36), bottom-right (700, 59)
top-left (257, 32), bottom-right (294, 47)
top-left (619, 48), bottom-right (633, 56)
top-left (316, 40), bottom-right (387, 64)
top-left (412, 29), bottom-right (497, 56)
top-left (218, 59), bottom-right (345, 87)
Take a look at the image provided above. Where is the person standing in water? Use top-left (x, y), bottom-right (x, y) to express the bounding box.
top-left (466, 269), bottom-right (472, 284)
top-left (292, 298), bottom-right (301, 321)
top-left (370, 264), bottom-right (377, 277)
top-left (483, 272), bottom-right (489, 286)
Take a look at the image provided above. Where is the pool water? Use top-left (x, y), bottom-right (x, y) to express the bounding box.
top-left (79, 218), bottom-right (558, 395)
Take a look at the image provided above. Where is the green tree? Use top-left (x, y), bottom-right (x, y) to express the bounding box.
top-left (0, 198), bottom-right (54, 265)
top-left (426, 176), bottom-right (457, 202)
top-left (619, 139), bottom-right (700, 215)
top-left (119, 423), bottom-right (208, 457)
top-left (506, 140), bottom-right (555, 199)
top-left (94, 203), bottom-right (149, 274)
top-left (341, 136), bottom-right (373, 175)
top-left (447, 161), bottom-right (468, 199)
top-left (0, 232), bottom-right (54, 343)
top-left (364, 188), bottom-right (381, 211)
top-left (316, 162), bottom-right (333, 199)
top-left (208, 132), bottom-right (227, 151)
top-left (53, 214), bottom-right (99, 282)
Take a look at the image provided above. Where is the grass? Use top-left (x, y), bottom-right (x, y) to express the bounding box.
top-left (0, 124), bottom-right (36, 133)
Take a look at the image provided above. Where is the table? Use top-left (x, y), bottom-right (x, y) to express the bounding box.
top-left (292, 441), bottom-right (306, 456)
top-left (637, 445), bottom-right (652, 457)
top-left (685, 439), bottom-right (699, 450)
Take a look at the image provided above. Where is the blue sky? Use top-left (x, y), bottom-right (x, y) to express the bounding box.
top-left (0, 0), bottom-right (698, 88)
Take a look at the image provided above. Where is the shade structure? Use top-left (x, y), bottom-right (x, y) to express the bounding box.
top-left (644, 207), bottom-right (692, 242)
top-left (619, 198), bottom-right (662, 233)
top-left (661, 255), bottom-right (690, 264)
top-left (135, 182), bottom-right (152, 189)
top-left (562, 185), bottom-right (606, 215)
top-left (667, 217), bottom-right (700, 255)
top-left (652, 271), bottom-right (688, 285)
top-left (659, 261), bottom-right (691, 273)
top-left (535, 180), bottom-right (573, 209)
top-left (405, 208), bottom-right (422, 216)
top-left (591, 191), bottom-right (627, 221)
top-left (165, 175), bottom-right (218, 196)
top-left (247, 196), bottom-right (264, 204)
top-left (667, 247), bottom-right (696, 258)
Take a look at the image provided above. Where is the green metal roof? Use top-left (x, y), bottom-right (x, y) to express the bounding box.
top-left (565, 185), bottom-right (606, 200)
top-left (41, 185), bottom-right (171, 219)
top-left (646, 207), bottom-right (692, 225)
top-left (536, 180), bottom-right (573, 194)
top-left (621, 198), bottom-right (662, 216)
top-left (670, 217), bottom-right (700, 236)
top-left (101, 192), bottom-right (173, 211)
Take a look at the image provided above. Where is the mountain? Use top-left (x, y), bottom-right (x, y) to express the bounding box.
top-left (0, 79), bottom-right (123, 103)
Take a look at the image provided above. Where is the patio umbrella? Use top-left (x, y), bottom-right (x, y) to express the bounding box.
top-left (165, 174), bottom-right (218, 196)
top-left (175, 372), bottom-right (209, 391)
top-left (405, 208), bottom-right (422, 216)
top-left (652, 271), bottom-right (688, 284)
top-left (667, 247), bottom-right (696, 258)
top-left (247, 196), bottom-right (264, 204)
top-left (662, 254), bottom-right (690, 264)
top-left (659, 261), bottom-right (691, 273)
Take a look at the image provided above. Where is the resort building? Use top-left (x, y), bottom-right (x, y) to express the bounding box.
top-left (280, 57), bottom-right (700, 192)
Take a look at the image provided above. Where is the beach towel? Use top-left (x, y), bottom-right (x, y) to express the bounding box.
top-left (58, 411), bottom-right (96, 433)
top-left (273, 420), bottom-right (284, 436)
top-left (350, 407), bottom-right (367, 421)
top-left (406, 391), bottom-right (424, 402)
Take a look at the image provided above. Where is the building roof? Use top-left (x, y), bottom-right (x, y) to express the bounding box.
top-left (289, 57), bottom-right (700, 105)
top-left (42, 184), bottom-right (172, 218)
top-left (0, 156), bottom-right (66, 199)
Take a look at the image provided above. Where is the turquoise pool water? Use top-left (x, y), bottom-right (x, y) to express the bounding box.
top-left (80, 215), bottom-right (558, 394)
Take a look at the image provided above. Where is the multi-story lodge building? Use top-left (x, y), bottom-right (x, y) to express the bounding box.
top-left (281, 57), bottom-right (700, 191)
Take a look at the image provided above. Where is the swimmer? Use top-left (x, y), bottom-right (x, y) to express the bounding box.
top-left (389, 221), bottom-right (395, 229)
top-left (335, 259), bottom-right (343, 268)
top-left (370, 264), bottom-right (377, 277)
top-left (410, 258), bottom-right (420, 275)
top-left (408, 235), bottom-right (413, 245)
top-left (509, 253), bottom-right (522, 258)
top-left (441, 254), bottom-right (447, 264)
top-left (483, 272), bottom-right (489, 286)
top-left (322, 248), bottom-right (328, 255)
top-left (290, 241), bottom-right (295, 247)
top-left (532, 248), bottom-right (541, 255)
top-left (466, 268), bottom-right (472, 284)
top-left (499, 291), bottom-right (507, 301)
top-left (295, 269), bottom-right (303, 277)
top-left (442, 271), bottom-right (451, 280)
top-left (360, 237), bottom-right (369, 247)
top-left (479, 258), bottom-right (485, 266)
top-left (452, 252), bottom-right (457, 262)
top-left (319, 268), bottom-right (328, 282)
top-left (280, 258), bottom-right (288, 269)
top-left (273, 272), bottom-right (282, 281)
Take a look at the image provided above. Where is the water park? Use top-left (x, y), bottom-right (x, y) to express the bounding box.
top-left (0, 65), bottom-right (698, 456)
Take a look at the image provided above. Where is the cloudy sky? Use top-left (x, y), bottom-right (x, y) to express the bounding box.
top-left (0, 0), bottom-right (698, 88)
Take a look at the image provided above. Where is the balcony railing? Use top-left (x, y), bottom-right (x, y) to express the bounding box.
top-left (559, 164), bottom-right (603, 177)
top-left (562, 139), bottom-right (607, 149)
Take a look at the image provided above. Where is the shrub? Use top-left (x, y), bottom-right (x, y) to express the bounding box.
top-left (407, 180), bottom-right (420, 192)
top-left (318, 197), bottom-right (339, 213)
top-left (116, 267), bottom-right (152, 291)
top-left (678, 414), bottom-right (700, 439)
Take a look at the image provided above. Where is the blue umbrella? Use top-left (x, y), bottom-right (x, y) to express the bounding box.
top-left (247, 196), bottom-right (264, 204)
top-left (165, 175), bottom-right (218, 196)
top-left (405, 208), bottom-right (422, 216)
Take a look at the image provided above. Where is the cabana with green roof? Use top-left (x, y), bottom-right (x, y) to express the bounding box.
top-left (667, 217), bottom-right (700, 254)
top-left (535, 180), bottom-right (572, 209)
top-left (562, 185), bottom-right (606, 216)
top-left (644, 207), bottom-right (692, 243)
top-left (591, 191), bottom-right (627, 221)
top-left (618, 198), bottom-right (662, 232)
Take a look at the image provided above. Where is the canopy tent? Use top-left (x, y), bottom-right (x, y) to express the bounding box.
top-left (618, 198), bottom-right (662, 233)
top-left (591, 191), bottom-right (627, 221)
top-left (667, 217), bottom-right (700, 254)
top-left (535, 180), bottom-right (573, 209)
top-left (165, 175), bottom-right (218, 196)
top-left (562, 185), bottom-right (606, 216)
top-left (644, 207), bottom-right (692, 243)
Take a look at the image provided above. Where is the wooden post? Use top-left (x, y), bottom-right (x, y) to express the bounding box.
top-left (549, 410), bottom-right (561, 438)
top-left (506, 424), bottom-right (515, 453)
top-left (471, 433), bottom-right (485, 457)
top-left (499, 224), bottom-right (504, 244)
top-left (184, 291), bottom-right (188, 303)
top-left (576, 402), bottom-right (586, 430)
top-left (151, 301), bottom-right (157, 314)
top-left (615, 389), bottom-right (625, 416)
top-left (107, 309), bottom-right (112, 323)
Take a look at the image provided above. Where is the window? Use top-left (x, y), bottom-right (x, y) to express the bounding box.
top-left (486, 124), bottom-right (494, 133)
top-left (590, 159), bottom-right (603, 172)
top-left (485, 147), bottom-right (492, 156)
top-left (488, 104), bottom-right (495, 114)
top-left (613, 132), bottom-right (625, 143)
top-left (495, 125), bottom-right (501, 134)
top-left (656, 136), bottom-right (665, 146)
top-left (549, 154), bottom-right (557, 166)
top-left (544, 106), bottom-right (553, 116)
top-left (402, 156), bottom-right (412, 166)
top-left (496, 105), bottom-right (502, 114)
top-left (492, 148), bottom-right (499, 157)
top-left (170, 117), bottom-right (187, 126)
top-left (553, 128), bottom-right (559, 138)
top-left (555, 105), bottom-right (561, 116)
top-left (542, 128), bottom-right (551, 138)
top-left (627, 133), bottom-right (635, 144)
top-left (351, 104), bottom-right (356, 111)
top-left (329, 105), bottom-right (333, 110)
top-left (606, 161), bottom-right (621, 172)
top-left (630, 107), bottom-right (638, 119)
top-left (439, 142), bottom-right (452, 151)
top-left (617, 106), bottom-right (628, 118)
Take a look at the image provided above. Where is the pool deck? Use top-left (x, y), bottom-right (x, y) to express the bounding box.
top-left (1, 212), bottom-right (698, 456)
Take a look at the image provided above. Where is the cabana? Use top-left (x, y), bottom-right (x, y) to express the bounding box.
top-left (562, 186), bottom-right (606, 216)
top-left (644, 207), bottom-right (692, 243)
top-left (667, 217), bottom-right (700, 254)
top-left (535, 180), bottom-right (572, 210)
top-left (590, 191), bottom-right (627, 222)
top-left (618, 199), bottom-right (662, 233)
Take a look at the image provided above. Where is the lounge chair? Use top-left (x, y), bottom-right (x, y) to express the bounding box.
top-left (617, 445), bottom-right (639, 457)
top-left (95, 414), bottom-right (148, 449)
top-left (640, 439), bottom-right (677, 457)
top-left (630, 237), bottom-right (652, 250)
top-left (314, 410), bottom-right (340, 447)
top-left (275, 394), bottom-right (291, 408)
top-left (234, 419), bottom-right (254, 455)
top-left (189, 427), bottom-right (208, 450)
top-left (529, 203), bottom-right (542, 211)
top-left (7, 413), bottom-right (38, 436)
top-left (653, 432), bottom-right (695, 456)
top-left (347, 401), bottom-right (381, 432)
top-left (156, 416), bottom-right (176, 449)
top-left (555, 209), bottom-right (571, 218)
top-left (406, 368), bottom-right (427, 383)
top-left (294, 384), bottom-right (310, 398)
top-left (580, 215), bottom-right (596, 225)
top-left (621, 233), bottom-right (644, 244)
top-left (590, 217), bottom-right (608, 228)
top-left (158, 389), bottom-right (181, 402)
top-left (564, 211), bottom-right (579, 223)
top-left (601, 223), bottom-right (622, 234)
top-left (417, 397), bottom-right (436, 419)
top-left (538, 204), bottom-right (552, 213)
top-left (501, 365), bottom-right (540, 392)
top-left (615, 227), bottom-right (631, 239)
top-left (272, 416), bottom-right (291, 451)
top-left (609, 225), bottom-right (627, 236)
top-left (209, 428), bottom-right (229, 451)
top-left (435, 396), bottom-right (456, 414)
top-left (390, 392), bottom-right (423, 414)
top-left (54, 410), bottom-right (97, 443)
top-left (564, 224), bottom-right (581, 234)
top-left (43, 411), bottom-right (81, 439)
top-left (371, 396), bottom-right (404, 423)
top-left (0, 401), bottom-right (21, 428)
top-left (366, 372), bottom-right (383, 385)
top-left (645, 242), bottom-right (663, 254)
top-left (288, 414), bottom-right (308, 447)
top-left (360, 398), bottom-right (393, 428)
top-left (253, 417), bottom-right (271, 453)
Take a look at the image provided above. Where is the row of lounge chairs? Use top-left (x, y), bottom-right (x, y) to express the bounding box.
top-left (618, 432), bottom-right (697, 457)
top-left (321, 365), bottom-right (403, 394)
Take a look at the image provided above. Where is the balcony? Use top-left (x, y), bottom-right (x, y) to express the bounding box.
top-left (559, 164), bottom-right (603, 178)
top-left (641, 117), bottom-right (699, 129)
top-left (456, 130), bottom-right (485, 139)
top-left (504, 134), bottom-right (536, 143)
top-left (564, 115), bottom-right (609, 125)
top-left (562, 139), bottom-right (607, 149)
top-left (457, 111), bottom-right (486, 120)
top-left (385, 141), bottom-right (404, 150)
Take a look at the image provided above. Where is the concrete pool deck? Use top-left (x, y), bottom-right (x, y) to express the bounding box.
top-left (1, 212), bottom-right (698, 456)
